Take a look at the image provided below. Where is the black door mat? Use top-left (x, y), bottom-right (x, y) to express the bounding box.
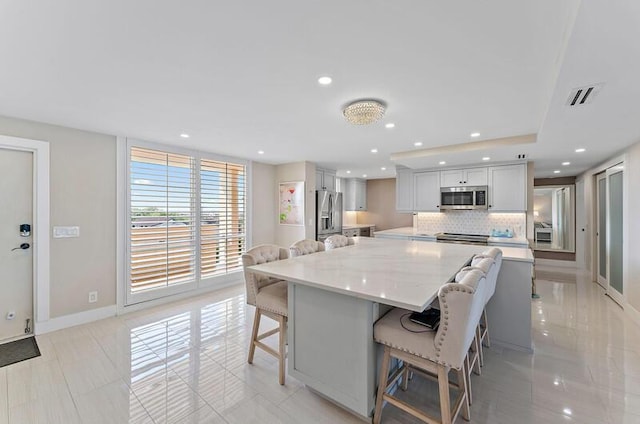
top-left (0, 336), bottom-right (41, 368)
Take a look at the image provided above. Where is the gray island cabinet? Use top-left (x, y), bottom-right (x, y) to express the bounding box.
top-left (249, 237), bottom-right (534, 419)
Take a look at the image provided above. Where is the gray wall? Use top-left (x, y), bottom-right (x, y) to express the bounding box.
top-left (0, 115), bottom-right (116, 318)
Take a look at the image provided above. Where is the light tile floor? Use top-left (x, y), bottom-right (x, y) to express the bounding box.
top-left (0, 264), bottom-right (639, 423)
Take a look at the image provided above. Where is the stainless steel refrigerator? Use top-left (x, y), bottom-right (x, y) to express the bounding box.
top-left (316, 190), bottom-right (343, 242)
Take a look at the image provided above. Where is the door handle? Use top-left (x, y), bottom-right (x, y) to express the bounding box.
top-left (11, 243), bottom-right (30, 251)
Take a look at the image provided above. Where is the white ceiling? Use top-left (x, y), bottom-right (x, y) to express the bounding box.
top-left (0, 1), bottom-right (638, 179)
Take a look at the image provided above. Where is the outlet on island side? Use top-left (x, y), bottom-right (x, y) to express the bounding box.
top-left (88, 291), bottom-right (98, 303)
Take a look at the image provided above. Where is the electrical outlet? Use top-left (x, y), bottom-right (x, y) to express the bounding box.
top-left (88, 291), bottom-right (98, 303)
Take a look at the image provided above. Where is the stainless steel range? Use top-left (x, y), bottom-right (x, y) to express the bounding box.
top-left (435, 232), bottom-right (489, 245)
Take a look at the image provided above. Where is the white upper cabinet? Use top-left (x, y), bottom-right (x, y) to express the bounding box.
top-left (440, 167), bottom-right (487, 187)
top-left (316, 168), bottom-right (336, 191)
top-left (396, 168), bottom-right (414, 212)
top-left (344, 178), bottom-right (367, 211)
top-left (414, 171), bottom-right (440, 212)
top-left (488, 164), bottom-right (526, 211)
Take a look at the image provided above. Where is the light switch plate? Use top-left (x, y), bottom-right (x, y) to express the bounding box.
top-left (53, 226), bottom-right (80, 238)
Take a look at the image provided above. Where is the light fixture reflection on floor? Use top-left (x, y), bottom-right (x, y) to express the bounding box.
top-left (343, 100), bottom-right (385, 125)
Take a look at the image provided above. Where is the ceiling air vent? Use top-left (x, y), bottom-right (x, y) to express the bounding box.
top-left (566, 83), bottom-right (604, 106)
top-left (517, 154), bottom-right (527, 160)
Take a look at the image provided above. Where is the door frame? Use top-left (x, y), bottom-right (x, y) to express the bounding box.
top-left (595, 172), bottom-right (608, 289)
top-left (0, 135), bottom-right (50, 335)
top-left (605, 165), bottom-right (624, 306)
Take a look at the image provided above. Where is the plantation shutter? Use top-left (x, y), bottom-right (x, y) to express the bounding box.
top-left (129, 147), bottom-right (196, 293)
top-left (200, 159), bottom-right (246, 277)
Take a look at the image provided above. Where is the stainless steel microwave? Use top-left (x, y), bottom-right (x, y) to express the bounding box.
top-left (440, 186), bottom-right (488, 210)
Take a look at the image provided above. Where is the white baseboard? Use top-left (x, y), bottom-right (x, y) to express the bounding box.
top-left (534, 258), bottom-right (577, 268)
top-left (34, 305), bottom-right (117, 335)
top-left (625, 302), bottom-right (640, 328)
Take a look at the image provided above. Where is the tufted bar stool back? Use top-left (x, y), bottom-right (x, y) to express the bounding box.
top-left (242, 244), bottom-right (289, 306)
top-left (373, 269), bottom-right (486, 424)
top-left (289, 239), bottom-right (325, 258)
top-left (324, 234), bottom-right (355, 250)
top-left (241, 244), bottom-right (290, 385)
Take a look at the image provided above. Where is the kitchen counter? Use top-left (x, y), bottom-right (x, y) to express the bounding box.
top-left (343, 223), bottom-right (376, 229)
top-left (375, 227), bottom-right (529, 247)
top-left (373, 226), bottom-right (436, 240)
top-left (249, 236), bottom-right (534, 419)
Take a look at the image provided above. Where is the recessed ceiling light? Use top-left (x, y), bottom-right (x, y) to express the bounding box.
top-left (470, 132), bottom-right (481, 138)
top-left (554, 170), bottom-right (561, 174)
top-left (363, 174), bottom-right (367, 178)
top-left (370, 148), bottom-right (378, 153)
top-left (575, 148), bottom-right (586, 153)
top-left (385, 123), bottom-right (395, 129)
top-left (317, 76), bottom-right (332, 85)
top-left (414, 141), bottom-right (423, 147)
top-left (381, 167), bottom-right (386, 171)
top-left (482, 157), bottom-right (490, 161)
top-left (346, 170), bottom-right (351, 174)
top-left (257, 150), bottom-right (264, 155)
top-left (562, 162), bottom-right (570, 166)
top-left (439, 161), bottom-right (446, 165)
top-left (180, 133), bottom-right (190, 138)
top-left (563, 408), bottom-right (572, 416)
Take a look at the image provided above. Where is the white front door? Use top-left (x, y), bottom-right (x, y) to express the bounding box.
top-left (0, 148), bottom-right (33, 342)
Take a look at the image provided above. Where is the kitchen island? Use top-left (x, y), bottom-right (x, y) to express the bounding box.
top-left (249, 237), bottom-right (534, 419)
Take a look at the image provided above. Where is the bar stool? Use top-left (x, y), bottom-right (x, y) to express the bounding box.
top-left (242, 244), bottom-right (289, 385)
top-left (471, 248), bottom-right (503, 359)
top-left (454, 259), bottom-right (493, 404)
top-left (289, 239), bottom-right (325, 257)
top-left (324, 234), bottom-right (354, 250)
top-left (373, 269), bottom-right (486, 424)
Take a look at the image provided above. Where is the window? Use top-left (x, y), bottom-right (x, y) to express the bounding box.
top-left (127, 144), bottom-right (247, 305)
top-left (200, 159), bottom-right (246, 277)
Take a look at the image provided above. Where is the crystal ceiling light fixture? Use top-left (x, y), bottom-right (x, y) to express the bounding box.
top-left (343, 99), bottom-right (386, 125)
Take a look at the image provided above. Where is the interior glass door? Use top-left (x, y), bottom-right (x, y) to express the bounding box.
top-left (607, 166), bottom-right (624, 305)
top-left (596, 173), bottom-right (608, 289)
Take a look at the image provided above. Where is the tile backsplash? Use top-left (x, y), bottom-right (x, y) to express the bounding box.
top-left (416, 211), bottom-right (526, 237)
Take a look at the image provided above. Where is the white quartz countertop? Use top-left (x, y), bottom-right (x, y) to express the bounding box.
top-left (375, 227), bottom-right (529, 246)
top-left (343, 224), bottom-right (376, 229)
top-left (249, 237), bottom-right (533, 312)
top-left (373, 227), bottom-right (436, 238)
top-left (487, 236), bottom-right (529, 246)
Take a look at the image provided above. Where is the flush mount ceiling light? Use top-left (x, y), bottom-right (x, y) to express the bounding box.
top-left (370, 148), bottom-right (378, 153)
top-left (343, 100), bottom-right (386, 125)
top-left (180, 133), bottom-right (190, 138)
top-left (562, 161), bottom-right (570, 166)
top-left (346, 170), bottom-right (351, 174)
top-left (363, 174), bottom-right (368, 178)
top-left (554, 170), bottom-right (561, 174)
top-left (482, 157), bottom-right (490, 161)
top-left (439, 161), bottom-right (446, 165)
top-left (318, 76), bottom-right (332, 85)
top-left (470, 132), bottom-right (481, 138)
top-left (385, 123), bottom-right (395, 129)
top-left (257, 150), bottom-right (264, 155)
top-left (381, 167), bottom-right (387, 171)
top-left (414, 141), bottom-right (423, 147)
top-left (575, 148), bottom-right (586, 153)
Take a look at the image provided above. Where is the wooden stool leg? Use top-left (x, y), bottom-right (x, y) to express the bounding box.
top-left (401, 365), bottom-right (410, 391)
top-left (472, 335), bottom-right (482, 376)
top-left (438, 365), bottom-right (452, 424)
top-left (464, 358), bottom-right (473, 405)
top-left (373, 346), bottom-right (391, 424)
top-left (278, 315), bottom-right (286, 385)
top-left (483, 309), bottom-right (491, 347)
top-left (248, 309), bottom-right (261, 364)
top-left (456, 367), bottom-right (471, 421)
top-left (477, 325), bottom-right (484, 367)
